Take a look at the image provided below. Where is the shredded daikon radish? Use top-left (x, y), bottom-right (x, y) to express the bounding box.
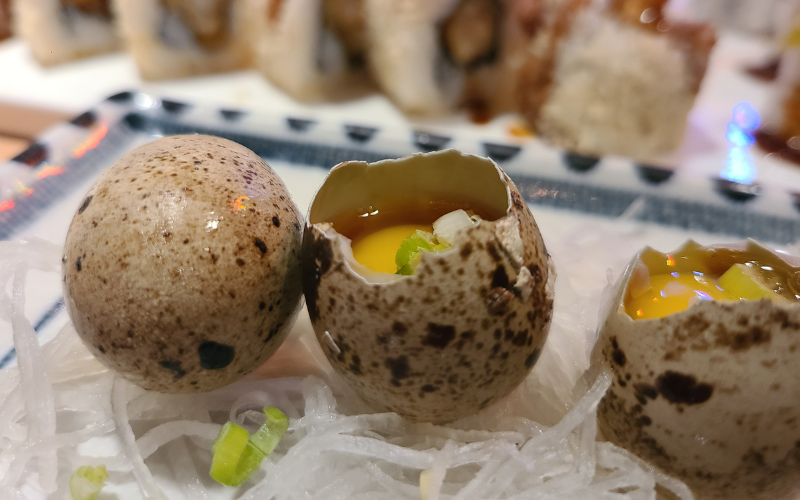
top-left (136, 421), bottom-right (221, 460)
top-left (111, 378), bottom-right (168, 500)
top-left (166, 437), bottom-right (211, 500)
top-left (0, 229), bottom-right (695, 500)
top-left (8, 264), bottom-right (57, 493)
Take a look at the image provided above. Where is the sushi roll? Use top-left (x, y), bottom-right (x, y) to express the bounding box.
top-left (15, 0), bottom-right (120, 65)
top-left (754, 8), bottom-right (800, 163)
top-left (365, 0), bottom-right (505, 115)
top-left (245, 0), bottom-right (373, 101)
top-left (115, 0), bottom-right (251, 80)
top-left (0, 0), bottom-right (11, 41)
top-left (515, 0), bottom-right (716, 162)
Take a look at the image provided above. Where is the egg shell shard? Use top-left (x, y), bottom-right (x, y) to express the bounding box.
top-left (302, 149), bottom-right (555, 423)
top-left (593, 239), bottom-right (800, 500)
top-left (63, 135), bottom-right (304, 393)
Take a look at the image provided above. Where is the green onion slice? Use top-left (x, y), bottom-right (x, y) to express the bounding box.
top-left (394, 231), bottom-right (450, 275)
top-left (250, 406), bottom-right (290, 455)
top-left (210, 406), bottom-right (289, 487)
top-left (69, 465), bottom-right (108, 500)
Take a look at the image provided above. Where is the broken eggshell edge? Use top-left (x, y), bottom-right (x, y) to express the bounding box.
top-left (301, 149), bottom-right (556, 423)
top-left (592, 239), bottom-right (800, 500)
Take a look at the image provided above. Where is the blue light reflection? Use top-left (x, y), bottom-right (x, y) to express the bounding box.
top-left (721, 102), bottom-right (759, 185)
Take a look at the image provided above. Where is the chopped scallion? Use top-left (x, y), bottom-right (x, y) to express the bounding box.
top-left (69, 465), bottom-right (108, 500)
top-left (210, 406), bottom-right (289, 487)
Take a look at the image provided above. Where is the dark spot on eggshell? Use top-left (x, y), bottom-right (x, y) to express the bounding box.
top-left (197, 341), bottom-right (235, 370)
top-left (610, 336), bottom-right (626, 366)
top-left (349, 355), bottom-right (363, 375)
top-left (422, 323), bottom-right (456, 348)
top-left (713, 324), bottom-right (771, 352)
top-left (258, 301), bottom-right (266, 310)
top-left (78, 195), bottom-right (93, 214)
top-left (302, 232), bottom-right (334, 323)
top-left (485, 287), bottom-right (514, 315)
top-left (75, 257), bottom-right (82, 271)
top-left (385, 356), bottom-right (410, 386)
top-left (272, 216), bottom-right (280, 227)
top-left (634, 383), bottom-right (658, 405)
top-left (769, 309), bottom-right (800, 330)
top-left (160, 360), bottom-right (187, 379)
top-left (486, 241), bottom-right (502, 262)
top-left (254, 237), bottom-right (267, 254)
top-left (491, 265), bottom-right (510, 289)
top-left (421, 384), bottom-right (436, 392)
top-left (527, 264), bottom-right (542, 284)
top-left (525, 348), bottom-right (541, 368)
top-left (656, 371), bottom-right (713, 405)
top-left (511, 330), bottom-right (528, 346)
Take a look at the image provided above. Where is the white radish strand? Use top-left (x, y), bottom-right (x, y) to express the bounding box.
top-left (166, 437), bottom-right (211, 500)
top-left (136, 420), bottom-right (221, 460)
top-left (6, 264), bottom-right (58, 493)
top-left (111, 377), bottom-right (168, 500)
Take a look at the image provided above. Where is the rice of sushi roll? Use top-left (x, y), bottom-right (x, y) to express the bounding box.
top-left (245, 0), bottom-right (373, 101)
top-left (115, 0), bottom-right (251, 80)
top-left (515, 0), bottom-right (716, 162)
top-left (365, 0), bottom-right (505, 115)
top-left (15, 0), bottom-right (120, 65)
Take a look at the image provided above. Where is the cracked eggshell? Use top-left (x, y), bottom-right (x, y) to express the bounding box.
top-left (63, 135), bottom-right (304, 393)
top-left (301, 149), bottom-right (555, 423)
top-left (592, 240), bottom-right (800, 500)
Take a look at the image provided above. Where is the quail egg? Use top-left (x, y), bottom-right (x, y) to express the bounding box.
top-left (593, 239), bottom-right (800, 500)
top-left (63, 135), bottom-right (304, 393)
top-left (302, 149), bottom-right (555, 423)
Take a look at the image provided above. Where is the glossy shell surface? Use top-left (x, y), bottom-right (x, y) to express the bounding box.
top-left (63, 135), bottom-right (304, 393)
top-left (593, 240), bottom-right (800, 500)
top-left (302, 149), bottom-right (555, 423)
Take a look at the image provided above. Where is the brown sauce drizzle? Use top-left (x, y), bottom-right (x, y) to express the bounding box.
top-left (745, 57), bottom-right (780, 82)
top-left (61, 0), bottom-right (111, 18)
top-left (755, 128), bottom-right (800, 166)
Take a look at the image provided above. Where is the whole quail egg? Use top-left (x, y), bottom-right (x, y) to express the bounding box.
top-left (592, 239), bottom-right (800, 500)
top-left (63, 135), bottom-right (304, 393)
top-left (302, 149), bottom-right (555, 423)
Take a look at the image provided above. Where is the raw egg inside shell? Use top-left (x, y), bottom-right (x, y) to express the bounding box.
top-left (302, 149), bottom-right (555, 423)
top-left (625, 242), bottom-right (800, 320)
top-left (593, 240), bottom-right (800, 500)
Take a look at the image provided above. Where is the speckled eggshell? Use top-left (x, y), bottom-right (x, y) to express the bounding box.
top-left (592, 240), bottom-right (800, 500)
top-left (63, 135), bottom-right (304, 393)
top-left (302, 150), bottom-right (555, 423)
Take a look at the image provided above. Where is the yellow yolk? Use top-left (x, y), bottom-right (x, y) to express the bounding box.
top-left (351, 224), bottom-right (431, 274)
top-left (625, 272), bottom-right (735, 320)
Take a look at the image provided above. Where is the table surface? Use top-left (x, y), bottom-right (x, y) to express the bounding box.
top-left (1, 32), bottom-right (800, 190)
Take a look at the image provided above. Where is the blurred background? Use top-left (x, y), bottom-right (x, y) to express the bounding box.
top-left (1, 0), bottom-right (800, 188)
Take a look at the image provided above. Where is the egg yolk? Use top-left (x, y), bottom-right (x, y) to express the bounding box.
top-left (625, 272), bottom-right (734, 320)
top-left (351, 224), bottom-right (431, 274)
